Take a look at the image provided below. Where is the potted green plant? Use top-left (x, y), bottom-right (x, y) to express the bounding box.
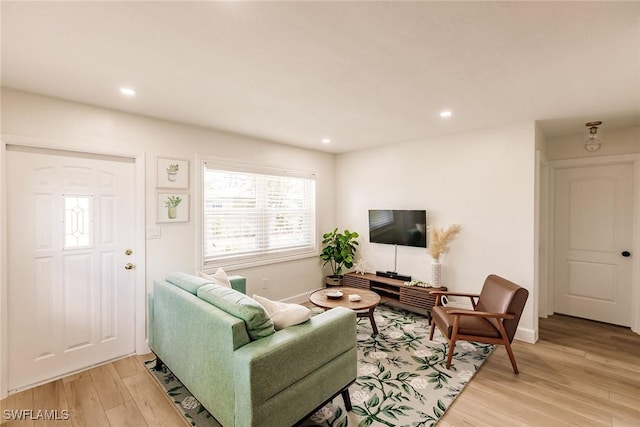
top-left (166, 163), bottom-right (179, 182)
top-left (164, 195), bottom-right (183, 219)
top-left (320, 228), bottom-right (359, 286)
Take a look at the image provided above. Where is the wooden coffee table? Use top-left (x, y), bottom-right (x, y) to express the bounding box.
top-left (309, 287), bottom-right (381, 335)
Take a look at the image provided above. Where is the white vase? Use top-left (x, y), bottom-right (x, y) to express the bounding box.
top-left (168, 206), bottom-right (177, 219)
top-left (431, 257), bottom-right (442, 287)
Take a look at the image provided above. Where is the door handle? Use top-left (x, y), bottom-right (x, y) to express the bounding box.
top-left (124, 263), bottom-right (135, 270)
top-left (621, 251), bottom-right (631, 257)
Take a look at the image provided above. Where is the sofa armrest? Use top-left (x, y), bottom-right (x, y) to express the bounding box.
top-left (233, 307), bottom-right (356, 417)
top-left (229, 275), bottom-right (246, 294)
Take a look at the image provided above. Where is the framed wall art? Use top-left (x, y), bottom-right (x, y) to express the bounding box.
top-left (157, 192), bottom-right (189, 223)
top-left (157, 157), bottom-right (189, 189)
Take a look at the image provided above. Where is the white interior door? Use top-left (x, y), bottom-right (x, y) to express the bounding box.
top-left (553, 163), bottom-right (633, 326)
top-left (7, 146), bottom-right (136, 391)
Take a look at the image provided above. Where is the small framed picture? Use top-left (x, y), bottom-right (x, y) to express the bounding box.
top-left (157, 192), bottom-right (189, 223)
top-left (157, 157), bottom-right (189, 189)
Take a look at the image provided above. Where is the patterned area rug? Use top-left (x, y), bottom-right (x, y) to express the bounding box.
top-left (146, 304), bottom-right (493, 427)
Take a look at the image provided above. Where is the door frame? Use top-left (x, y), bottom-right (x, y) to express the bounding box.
top-left (536, 151), bottom-right (551, 319)
top-left (0, 135), bottom-right (148, 398)
top-left (548, 153), bottom-right (640, 335)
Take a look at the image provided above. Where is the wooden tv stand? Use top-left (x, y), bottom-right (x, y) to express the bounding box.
top-left (343, 272), bottom-right (446, 322)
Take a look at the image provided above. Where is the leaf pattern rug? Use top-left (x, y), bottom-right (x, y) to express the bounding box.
top-left (146, 304), bottom-right (493, 427)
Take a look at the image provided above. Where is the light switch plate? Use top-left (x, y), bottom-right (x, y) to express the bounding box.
top-left (147, 226), bottom-right (161, 239)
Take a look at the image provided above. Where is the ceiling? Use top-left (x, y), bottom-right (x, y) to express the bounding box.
top-left (2, 1), bottom-right (639, 153)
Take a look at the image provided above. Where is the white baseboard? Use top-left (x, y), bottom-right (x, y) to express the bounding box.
top-left (515, 327), bottom-right (537, 344)
top-left (281, 291), bottom-right (313, 304)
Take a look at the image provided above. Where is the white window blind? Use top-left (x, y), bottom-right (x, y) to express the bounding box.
top-left (203, 161), bottom-right (317, 270)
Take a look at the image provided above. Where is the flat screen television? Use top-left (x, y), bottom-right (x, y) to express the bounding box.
top-left (368, 210), bottom-right (427, 248)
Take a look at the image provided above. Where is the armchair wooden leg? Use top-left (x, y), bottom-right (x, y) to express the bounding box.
top-left (445, 316), bottom-right (461, 369)
top-left (341, 388), bottom-right (352, 411)
top-left (504, 341), bottom-right (519, 374)
top-left (496, 321), bottom-right (519, 374)
top-left (445, 336), bottom-right (456, 369)
top-left (429, 321), bottom-right (436, 341)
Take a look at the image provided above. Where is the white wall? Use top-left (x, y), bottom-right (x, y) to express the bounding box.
top-left (546, 126), bottom-right (640, 160)
top-left (336, 122), bottom-right (538, 341)
top-left (0, 88), bottom-right (335, 300)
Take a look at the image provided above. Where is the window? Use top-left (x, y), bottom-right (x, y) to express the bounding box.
top-left (202, 161), bottom-right (317, 270)
top-left (63, 195), bottom-right (93, 249)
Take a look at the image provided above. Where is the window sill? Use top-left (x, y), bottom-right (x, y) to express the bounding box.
top-left (202, 250), bottom-right (319, 273)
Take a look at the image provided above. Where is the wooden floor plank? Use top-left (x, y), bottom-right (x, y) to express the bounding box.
top-left (62, 373), bottom-right (110, 427)
top-left (467, 377), bottom-right (607, 427)
top-left (112, 357), bottom-right (145, 380)
top-left (32, 380), bottom-right (72, 427)
top-left (479, 362), bottom-right (631, 425)
top-left (613, 416), bottom-right (640, 427)
top-left (88, 364), bottom-right (132, 411)
top-left (458, 376), bottom-right (571, 426)
top-left (135, 354), bottom-right (153, 366)
top-left (105, 400), bottom-right (149, 427)
top-left (585, 351), bottom-right (640, 373)
top-left (122, 371), bottom-right (189, 427)
top-left (610, 390), bottom-right (640, 412)
top-left (445, 391), bottom-right (532, 427)
top-left (442, 314), bottom-right (640, 426)
top-left (0, 388), bottom-right (34, 427)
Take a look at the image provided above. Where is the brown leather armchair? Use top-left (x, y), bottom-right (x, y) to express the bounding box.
top-left (429, 274), bottom-right (529, 374)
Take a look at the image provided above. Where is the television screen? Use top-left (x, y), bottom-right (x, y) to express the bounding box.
top-left (368, 210), bottom-right (427, 248)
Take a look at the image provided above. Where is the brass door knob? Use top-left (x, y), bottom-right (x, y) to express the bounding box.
top-left (124, 263), bottom-right (135, 270)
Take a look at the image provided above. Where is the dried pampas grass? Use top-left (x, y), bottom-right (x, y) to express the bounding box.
top-left (428, 224), bottom-right (461, 259)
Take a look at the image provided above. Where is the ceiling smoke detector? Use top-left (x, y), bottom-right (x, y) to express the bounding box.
top-left (584, 121), bottom-right (602, 152)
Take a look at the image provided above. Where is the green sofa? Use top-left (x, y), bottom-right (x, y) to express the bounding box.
top-left (148, 272), bottom-right (357, 427)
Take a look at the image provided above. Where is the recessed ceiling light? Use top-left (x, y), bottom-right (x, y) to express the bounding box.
top-left (119, 87), bottom-right (136, 96)
top-left (322, 138), bottom-right (331, 144)
top-left (439, 110), bottom-right (452, 118)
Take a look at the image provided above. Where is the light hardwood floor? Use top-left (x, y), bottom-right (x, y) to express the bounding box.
top-left (2, 314), bottom-right (639, 426)
top-left (0, 355), bottom-right (189, 427)
top-left (441, 314), bottom-right (640, 426)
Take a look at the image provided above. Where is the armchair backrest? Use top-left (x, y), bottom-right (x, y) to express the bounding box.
top-left (475, 274), bottom-right (529, 342)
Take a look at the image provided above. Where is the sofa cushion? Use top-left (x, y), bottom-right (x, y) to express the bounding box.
top-left (199, 267), bottom-right (231, 288)
top-left (166, 272), bottom-right (213, 295)
top-left (198, 284), bottom-right (275, 340)
top-left (253, 294), bottom-right (311, 330)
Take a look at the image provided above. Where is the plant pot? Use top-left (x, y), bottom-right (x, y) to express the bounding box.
top-left (168, 206), bottom-right (177, 219)
top-left (324, 275), bottom-right (343, 287)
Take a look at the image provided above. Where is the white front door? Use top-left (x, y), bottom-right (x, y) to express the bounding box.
top-left (553, 163), bottom-right (633, 326)
top-left (7, 146), bottom-right (136, 391)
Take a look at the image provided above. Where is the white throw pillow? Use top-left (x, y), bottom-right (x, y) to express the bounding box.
top-left (253, 294), bottom-right (311, 330)
top-left (199, 267), bottom-right (231, 288)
